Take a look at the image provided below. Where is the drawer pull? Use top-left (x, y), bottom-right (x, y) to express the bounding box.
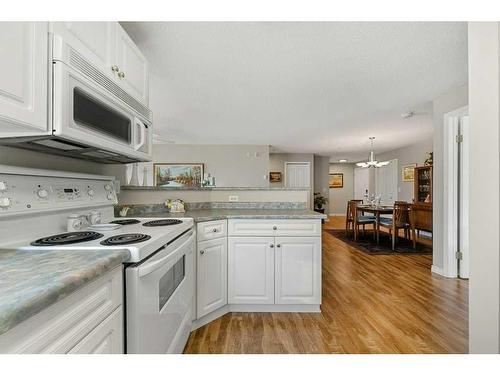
top-left (276, 244), bottom-right (281, 248)
top-left (270, 244), bottom-right (274, 248)
top-left (272, 226), bottom-right (277, 230)
top-left (200, 250), bottom-right (205, 255)
top-left (212, 228), bottom-right (218, 232)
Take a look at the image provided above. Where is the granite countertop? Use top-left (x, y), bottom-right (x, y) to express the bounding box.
top-left (125, 208), bottom-right (327, 222)
top-left (0, 249), bottom-right (129, 336)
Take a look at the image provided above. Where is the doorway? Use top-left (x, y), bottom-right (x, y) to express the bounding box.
top-left (443, 106), bottom-right (469, 279)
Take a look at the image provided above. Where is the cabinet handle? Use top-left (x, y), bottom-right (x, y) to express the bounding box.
top-left (200, 250), bottom-right (205, 255)
top-left (118, 71), bottom-right (125, 79)
top-left (270, 244), bottom-right (274, 248)
top-left (272, 226), bottom-right (277, 230)
top-left (212, 228), bottom-right (218, 232)
top-left (276, 244), bottom-right (281, 248)
top-left (111, 65), bottom-right (119, 73)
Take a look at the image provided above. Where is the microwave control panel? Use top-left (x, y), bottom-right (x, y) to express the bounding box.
top-left (0, 172), bottom-right (117, 216)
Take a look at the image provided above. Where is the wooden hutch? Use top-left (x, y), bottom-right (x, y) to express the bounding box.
top-left (411, 166), bottom-right (433, 243)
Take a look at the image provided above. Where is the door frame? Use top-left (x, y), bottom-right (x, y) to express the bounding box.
top-left (442, 105), bottom-right (469, 278)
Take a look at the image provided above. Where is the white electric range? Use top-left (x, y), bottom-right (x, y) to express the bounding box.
top-left (0, 164), bottom-right (195, 354)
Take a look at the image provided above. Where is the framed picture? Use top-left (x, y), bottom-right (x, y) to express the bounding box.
top-left (269, 171), bottom-right (282, 183)
top-left (329, 173), bottom-right (343, 188)
top-left (154, 163), bottom-right (204, 188)
top-left (402, 164), bottom-right (417, 182)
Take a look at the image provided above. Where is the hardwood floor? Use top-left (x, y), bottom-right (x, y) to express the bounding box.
top-left (184, 216), bottom-right (468, 354)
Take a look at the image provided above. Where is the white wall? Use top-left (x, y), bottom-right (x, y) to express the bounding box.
top-left (329, 163), bottom-right (354, 215)
top-left (269, 153), bottom-right (315, 208)
top-left (468, 22), bottom-right (500, 354)
top-left (314, 155), bottom-right (330, 214)
top-left (432, 85), bottom-right (468, 273)
top-left (376, 138), bottom-right (433, 203)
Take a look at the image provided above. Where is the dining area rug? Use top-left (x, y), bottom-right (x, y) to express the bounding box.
top-left (325, 229), bottom-right (432, 255)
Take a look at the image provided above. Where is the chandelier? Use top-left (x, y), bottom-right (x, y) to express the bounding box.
top-left (356, 137), bottom-right (389, 168)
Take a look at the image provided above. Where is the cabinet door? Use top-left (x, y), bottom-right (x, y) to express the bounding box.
top-left (197, 237), bottom-right (227, 319)
top-left (228, 237), bottom-right (274, 304)
top-left (68, 307), bottom-right (123, 354)
top-left (115, 23), bottom-right (149, 105)
top-left (275, 237), bottom-right (321, 304)
top-left (0, 22), bottom-right (49, 136)
top-left (51, 22), bottom-right (115, 79)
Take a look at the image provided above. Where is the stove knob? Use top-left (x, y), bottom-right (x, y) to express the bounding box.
top-left (107, 193), bottom-right (114, 200)
top-left (87, 188), bottom-right (95, 197)
top-left (0, 181), bottom-right (7, 192)
top-left (37, 188), bottom-right (49, 198)
top-left (104, 184), bottom-right (113, 191)
top-left (0, 197), bottom-right (11, 208)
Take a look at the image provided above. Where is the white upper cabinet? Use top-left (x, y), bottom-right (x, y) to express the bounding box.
top-left (51, 22), bottom-right (149, 106)
top-left (0, 22), bottom-right (49, 136)
top-left (115, 24), bottom-right (149, 105)
top-left (51, 22), bottom-right (115, 79)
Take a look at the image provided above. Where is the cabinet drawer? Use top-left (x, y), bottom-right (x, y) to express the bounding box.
top-left (197, 220), bottom-right (227, 241)
top-left (0, 266), bottom-right (123, 354)
top-left (228, 219), bottom-right (321, 237)
top-left (68, 306), bottom-right (123, 354)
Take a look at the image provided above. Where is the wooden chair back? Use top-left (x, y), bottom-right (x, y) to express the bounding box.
top-left (393, 201), bottom-right (410, 227)
top-left (347, 200), bottom-right (361, 223)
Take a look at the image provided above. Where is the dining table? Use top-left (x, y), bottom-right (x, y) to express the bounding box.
top-left (356, 204), bottom-right (394, 244)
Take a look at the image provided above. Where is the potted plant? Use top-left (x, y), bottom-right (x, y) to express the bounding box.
top-left (314, 192), bottom-right (328, 214)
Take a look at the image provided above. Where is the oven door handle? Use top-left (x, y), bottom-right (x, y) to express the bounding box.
top-left (138, 231), bottom-right (193, 278)
top-left (134, 117), bottom-right (146, 151)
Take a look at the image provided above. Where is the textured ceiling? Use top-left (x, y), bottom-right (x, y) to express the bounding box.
top-left (122, 22), bottom-right (467, 161)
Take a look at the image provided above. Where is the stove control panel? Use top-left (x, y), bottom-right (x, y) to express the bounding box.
top-left (0, 170), bottom-right (117, 216)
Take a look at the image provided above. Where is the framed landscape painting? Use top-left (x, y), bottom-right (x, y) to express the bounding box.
top-left (329, 173), bottom-right (343, 188)
top-left (402, 164), bottom-right (417, 182)
top-left (154, 163), bottom-right (204, 188)
top-left (269, 171), bottom-right (282, 183)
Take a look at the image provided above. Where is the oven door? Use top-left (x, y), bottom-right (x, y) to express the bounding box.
top-left (52, 61), bottom-right (151, 160)
top-left (126, 230), bottom-right (195, 354)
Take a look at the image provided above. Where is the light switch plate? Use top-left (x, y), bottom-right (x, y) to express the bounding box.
top-left (229, 195), bottom-right (239, 202)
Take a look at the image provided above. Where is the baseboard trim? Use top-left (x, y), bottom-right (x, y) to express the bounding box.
top-left (431, 265), bottom-right (445, 276)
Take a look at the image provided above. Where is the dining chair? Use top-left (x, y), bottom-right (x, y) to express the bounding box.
top-left (345, 200), bottom-right (376, 241)
top-left (379, 201), bottom-right (411, 250)
top-left (409, 203), bottom-right (433, 249)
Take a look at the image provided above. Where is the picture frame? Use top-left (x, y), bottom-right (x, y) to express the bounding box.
top-left (402, 164), bottom-right (417, 182)
top-left (329, 173), bottom-right (343, 188)
top-left (153, 163), bottom-right (204, 188)
top-left (269, 171), bottom-right (282, 183)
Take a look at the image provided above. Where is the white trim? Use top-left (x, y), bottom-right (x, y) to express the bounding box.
top-left (443, 105), bottom-right (469, 279)
top-left (431, 265), bottom-right (445, 276)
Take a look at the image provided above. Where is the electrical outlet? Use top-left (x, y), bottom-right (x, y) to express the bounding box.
top-left (229, 195), bottom-right (239, 202)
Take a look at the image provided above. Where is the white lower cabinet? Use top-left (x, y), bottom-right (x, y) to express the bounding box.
top-left (68, 306), bottom-right (123, 354)
top-left (228, 237), bottom-right (275, 304)
top-left (275, 237), bottom-right (322, 304)
top-left (196, 237), bottom-right (227, 318)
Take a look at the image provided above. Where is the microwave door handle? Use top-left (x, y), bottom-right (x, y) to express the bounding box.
top-left (138, 231), bottom-right (194, 277)
top-left (134, 118), bottom-right (146, 150)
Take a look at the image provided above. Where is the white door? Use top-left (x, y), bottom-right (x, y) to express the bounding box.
top-left (275, 237), bottom-right (321, 304)
top-left (196, 237), bottom-right (228, 319)
top-left (375, 159), bottom-right (398, 205)
top-left (0, 22), bottom-right (49, 136)
top-left (228, 237), bottom-right (274, 304)
top-left (115, 24), bottom-right (149, 105)
top-left (459, 115), bottom-right (470, 279)
top-left (51, 22), bottom-right (116, 79)
top-left (354, 167), bottom-right (369, 200)
top-left (68, 307), bottom-right (123, 354)
top-left (285, 162), bottom-right (311, 188)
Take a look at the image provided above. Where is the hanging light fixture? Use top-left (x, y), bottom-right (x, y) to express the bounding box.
top-left (356, 137), bottom-right (389, 168)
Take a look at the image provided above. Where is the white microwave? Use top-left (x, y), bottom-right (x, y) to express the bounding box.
top-left (0, 35), bottom-right (153, 164)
